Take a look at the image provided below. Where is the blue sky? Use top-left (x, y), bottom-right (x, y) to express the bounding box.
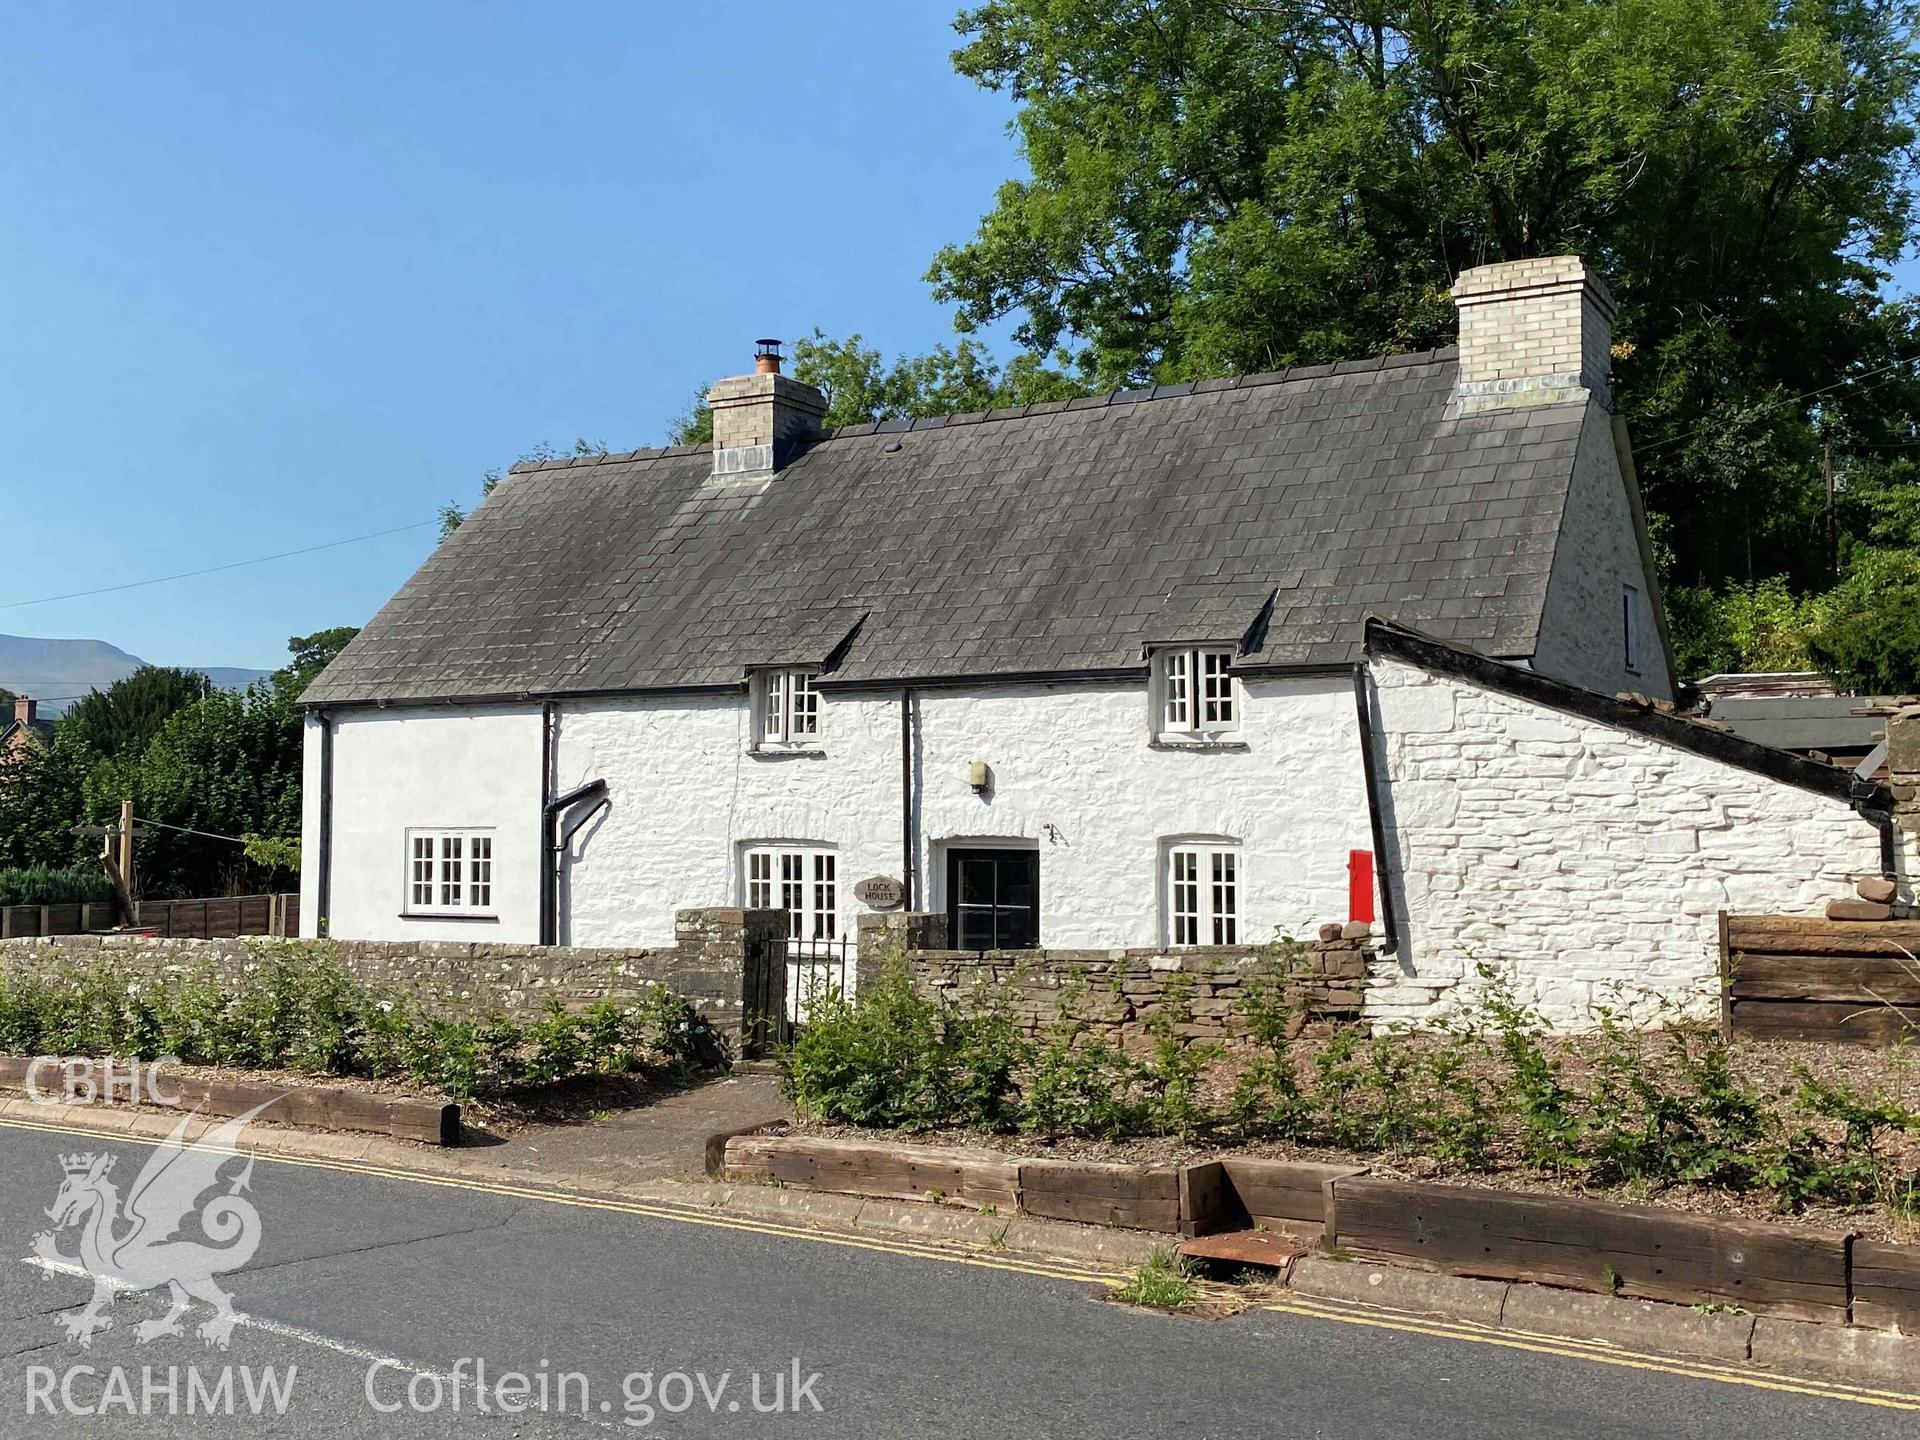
top-left (0, 2), bottom-right (1021, 671)
top-left (7, 8), bottom-right (1917, 677)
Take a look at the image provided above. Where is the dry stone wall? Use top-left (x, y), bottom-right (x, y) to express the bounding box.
top-left (0, 907), bottom-right (785, 1038)
top-left (860, 915), bottom-right (1375, 1044)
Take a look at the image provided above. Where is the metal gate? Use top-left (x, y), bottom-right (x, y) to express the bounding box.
top-left (786, 937), bottom-right (854, 1025)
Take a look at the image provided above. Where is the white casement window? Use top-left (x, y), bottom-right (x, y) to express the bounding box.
top-left (756, 669), bottom-right (821, 746)
top-left (1154, 645), bottom-right (1238, 738)
top-left (405, 829), bottom-right (495, 916)
top-left (1622, 585), bottom-right (1641, 673)
top-left (744, 845), bottom-right (839, 950)
top-left (1166, 842), bottom-right (1240, 946)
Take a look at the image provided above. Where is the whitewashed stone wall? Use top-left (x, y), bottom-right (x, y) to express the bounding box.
top-left (909, 675), bottom-right (1370, 947)
top-left (1529, 404), bottom-right (1675, 702)
top-left (301, 706), bottom-right (544, 942)
top-left (554, 691), bottom-right (903, 948)
top-left (1368, 657), bottom-right (1895, 1028)
top-left (309, 676), bottom-right (1375, 950)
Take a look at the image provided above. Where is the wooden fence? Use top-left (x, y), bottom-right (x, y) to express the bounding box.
top-left (1721, 913), bottom-right (1920, 1045)
top-left (0, 893), bottom-right (299, 942)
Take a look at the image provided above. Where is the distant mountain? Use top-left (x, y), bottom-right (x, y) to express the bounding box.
top-left (0, 634), bottom-right (270, 714)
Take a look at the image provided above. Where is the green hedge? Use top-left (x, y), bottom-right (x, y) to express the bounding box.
top-left (0, 939), bottom-right (726, 1099)
top-left (0, 864), bottom-right (112, 908)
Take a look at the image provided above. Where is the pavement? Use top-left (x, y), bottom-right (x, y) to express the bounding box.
top-left (454, 1070), bottom-right (791, 1188)
top-left (0, 1109), bottom-right (1916, 1436)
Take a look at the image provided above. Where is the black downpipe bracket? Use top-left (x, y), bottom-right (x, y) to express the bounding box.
top-left (900, 688), bottom-right (915, 911)
top-left (544, 777), bottom-right (608, 947)
top-left (1852, 788), bottom-right (1900, 882)
top-left (316, 711), bottom-right (334, 939)
top-left (1351, 665), bottom-right (1402, 957)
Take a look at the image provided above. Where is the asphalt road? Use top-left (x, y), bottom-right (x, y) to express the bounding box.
top-left (0, 1116), bottom-right (1910, 1438)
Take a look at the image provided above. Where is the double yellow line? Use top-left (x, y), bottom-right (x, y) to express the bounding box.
top-left (1260, 1293), bottom-right (1920, 1412)
top-left (4, 1110), bottom-right (1916, 1413)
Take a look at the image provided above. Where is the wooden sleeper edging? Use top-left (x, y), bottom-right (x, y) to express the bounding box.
top-left (0, 1055), bottom-right (459, 1146)
top-left (1325, 1175), bottom-right (1851, 1325)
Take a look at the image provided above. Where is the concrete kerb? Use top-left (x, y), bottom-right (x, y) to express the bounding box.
top-left (1750, 1317), bottom-right (1920, 1389)
top-left (1289, 1255), bottom-right (1509, 1325)
top-left (1497, 1278), bottom-right (1756, 1364)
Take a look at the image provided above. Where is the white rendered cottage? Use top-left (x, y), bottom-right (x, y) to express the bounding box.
top-left (300, 257), bottom-right (1904, 1027)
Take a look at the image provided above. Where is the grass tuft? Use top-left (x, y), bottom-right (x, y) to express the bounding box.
top-left (1110, 1249), bottom-right (1198, 1310)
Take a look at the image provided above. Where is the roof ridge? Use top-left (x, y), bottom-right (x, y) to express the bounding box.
top-left (506, 346), bottom-right (1460, 474)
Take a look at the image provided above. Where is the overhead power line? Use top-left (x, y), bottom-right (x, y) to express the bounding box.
top-left (1636, 351), bottom-right (1920, 456)
top-left (137, 816), bottom-right (255, 846)
top-left (0, 518), bottom-right (439, 612)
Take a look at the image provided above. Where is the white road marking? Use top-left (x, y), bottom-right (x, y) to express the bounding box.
top-left (21, 1256), bottom-right (624, 1431)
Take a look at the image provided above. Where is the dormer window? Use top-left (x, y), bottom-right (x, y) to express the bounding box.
top-left (1152, 646), bottom-right (1238, 740)
top-left (756, 668), bottom-right (820, 747)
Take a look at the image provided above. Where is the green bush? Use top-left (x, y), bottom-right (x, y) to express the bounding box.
top-left (1020, 1020), bottom-right (1147, 1140)
top-left (777, 946), bottom-right (1919, 1222)
top-left (0, 864), bottom-right (112, 908)
top-left (783, 959), bottom-right (969, 1130)
top-left (0, 941), bottom-right (719, 1100)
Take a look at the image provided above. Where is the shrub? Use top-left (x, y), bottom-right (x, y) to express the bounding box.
top-left (1757, 1072), bottom-right (1920, 1212)
top-left (1469, 965), bottom-right (1583, 1172)
top-left (1137, 976), bottom-right (1219, 1139)
top-left (946, 984), bottom-right (1030, 1131)
top-left (0, 864), bottom-right (113, 908)
top-left (1021, 1020), bottom-right (1147, 1140)
top-left (0, 941), bottom-right (715, 1100)
top-left (783, 958), bottom-right (962, 1129)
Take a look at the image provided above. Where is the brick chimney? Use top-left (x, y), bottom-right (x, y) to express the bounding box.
top-left (12, 696), bottom-right (34, 728)
top-left (1450, 256), bottom-right (1615, 414)
top-left (707, 340), bottom-right (827, 479)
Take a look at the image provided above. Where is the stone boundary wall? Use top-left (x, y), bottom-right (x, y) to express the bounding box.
top-left (0, 907), bottom-right (788, 1040)
top-left (859, 912), bottom-right (1373, 1043)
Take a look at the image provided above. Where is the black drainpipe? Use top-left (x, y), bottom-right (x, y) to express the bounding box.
top-left (315, 710), bottom-right (334, 939)
top-left (537, 703), bottom-right (556, 944)
top-left (1852, 783), bottom-right (1899, 881)
top-left (900, 687), bottom-right (915, 910)
top-left (1350, 665), bottom-right (1402, 957)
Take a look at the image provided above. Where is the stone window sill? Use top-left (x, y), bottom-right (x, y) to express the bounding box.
top-left (1148, 739), bottom-right (1251, 753)
top-left (748, 747), bottom-right (827, 761)
top-left (396, 912), bottom-right (500, 923)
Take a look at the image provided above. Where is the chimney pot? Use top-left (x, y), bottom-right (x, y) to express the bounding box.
top-left (754, 339), bottom-right (784, 375)
top-left (1449, 255), bottom-right (1615, 414)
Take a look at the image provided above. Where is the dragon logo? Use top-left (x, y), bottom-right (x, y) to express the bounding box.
top-left (29, 1102), bottom-right (273, 1349)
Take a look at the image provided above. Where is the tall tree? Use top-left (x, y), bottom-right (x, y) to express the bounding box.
top-left (274, 626), bottom-right (360, 701)
top-left (928, 0), bottom-right (1920, 594)
top-left (667, 330), bottom-right (1088, 443)
top-left (60, 667), bottom-right (209, 762)
top-left (440, 439), bottom-right (608, 540)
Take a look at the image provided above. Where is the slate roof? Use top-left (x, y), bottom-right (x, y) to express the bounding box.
top-left (304, 350), bottom-right (1591, 705)
top-left (1705, 696), bottom-right (1896, 756)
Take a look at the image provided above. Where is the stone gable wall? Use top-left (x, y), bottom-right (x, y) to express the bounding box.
top-left (1369, 657), bottom-right (1895, 1029)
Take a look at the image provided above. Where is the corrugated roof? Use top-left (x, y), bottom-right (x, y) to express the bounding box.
top-left (304, 351), bottom-right (1587, 704)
